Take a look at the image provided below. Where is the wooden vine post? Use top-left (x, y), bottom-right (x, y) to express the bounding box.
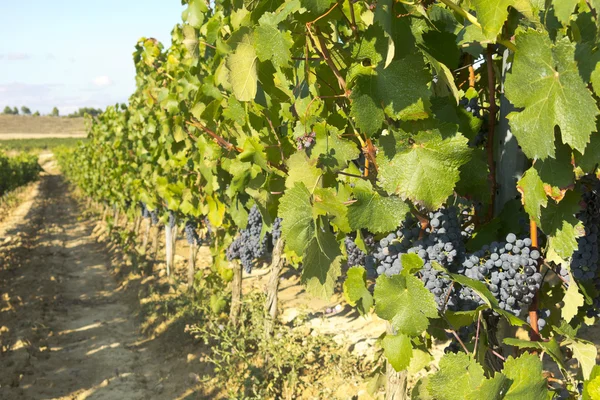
top-left (264, 238), bottom-right (285, 338)
top-left (385, 323), bottom-right (408, 400)
top-left (165, 222), bottom-right (178, 277)
top-left (187, 238), bottom-right (198, 292)
top-left (230, 261), bottom-right (243, 326)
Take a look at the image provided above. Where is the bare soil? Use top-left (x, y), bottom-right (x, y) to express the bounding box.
top-left (0, 161), bottom-right (191, 399)
top-left (0, 116), bottom-right (85, 139)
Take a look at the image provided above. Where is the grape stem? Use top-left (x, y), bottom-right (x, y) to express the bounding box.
top-left (489, 349), bottom-right (506, 361)
top-left (445, 329), bottom-right (470, 354)
top-left (473, 311), bottom-right (482, 357)
top-left (485, 45), bottom-right (498, 222)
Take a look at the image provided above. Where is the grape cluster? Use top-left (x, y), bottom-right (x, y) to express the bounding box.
top-left (296, 131), bottom-right (316, 150)
top-left (464, 233), bottom-right (542, 316)
top-left (559, 181), bottom-right (600, 282)
top-left (460, 97), bottom-right (480, 117)
top-left (271, 217), bottom-right (282, 245)
top-left (140, 202), bottom-right (150, 219)
top-left (373, 207), bottom-right (474, 311)
top-left (150, 210), bottom-right (159, 226)
top-left (168, 211), bottom-right (176, 229)
top-left (184, 220), bottom-right (201, 245)
top-left (344, 233), bottom-right (376, 277)
top-left (226, 205), bottom-right (271, 273)
top-left (468, 115), bottom-right (488, 148)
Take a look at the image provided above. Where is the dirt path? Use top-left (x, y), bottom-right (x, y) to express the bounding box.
top-left (0, 164), bottom-right (183, 399)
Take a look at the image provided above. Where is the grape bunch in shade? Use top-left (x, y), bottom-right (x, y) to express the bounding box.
top-left (459, 97), bottom-right (480, 117)
top-left (462, 233), bottom-right (542, 316)
top-left (444, 324), bottom-right (474, 354)
top-left (271, 217), bottom-right (282, 245)
top-left (168, 211), bottom-right (176, 229)
top-left (558, 178), bottom-right (600, 283)
top-left (226, 205), bottom-right (271, 273)
top-left (150, 210), bottom-right (159, 226)
top-left (184, 220), bottom-right (201, 246)
top-left (296, 131), bottom-right (316, 150)
top-left (344, 233), bottom-right (376, 277)
top-left (140, 201), bottom-right (150, 219)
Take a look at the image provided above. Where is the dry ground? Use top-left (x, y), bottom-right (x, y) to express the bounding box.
top-left (0, 116), bottom-right (85, 139)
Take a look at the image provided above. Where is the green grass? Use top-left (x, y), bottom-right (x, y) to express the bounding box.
top-left (0, 137), bottom-right (87, 152)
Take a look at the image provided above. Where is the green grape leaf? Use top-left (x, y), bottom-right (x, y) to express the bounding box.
top-left (467, 373), bottom-right (511, 400)
top-left (379, 132), bottom-right (471, 210)
top-left (301, 0), bottom-right (334, 14)
top-left (585, 375), bottom-right (600, 400)
top-left (502, 353), bottom-right (549, 400)
top-left (343, 266), bottom-right (373, 314)
top-left (313, 187), bottom-right (351, 233)
top-left (534, 141), bottom-right (574, 198)
top-left (351, 24), bottom-right (388, 66)
top-left (285, 152), bottom-right (322, 191)
top-left (400, 254), bottom-right (424, 276)
top-left (568, 340), bottom-right (598, 380)
top-left (428, 353), bottom-right (484, 400)
top-left (301, 222), bottom-right (342, 299)
top-left (227, 35), bottom-right (258, 102)
top-left (408, 348), bottom-right (433, 375)
top-left (552, 0), bottom-right (577, 25)
top-left (347, 184), bottom-right (409, 234)
top-left (548, 220), bottom-right (584, 260)
top-left (382, 333), bottom-right (413, 372)
top-left (374, 274), bottom-right (438, 336)
top-left (505, 31), bottom-right (599, 159)
top-left (279, 183), bottom-right (314, 256)
top-left (563, 279), bottom-right (585, 323)
top-left (350, 54), bottom-right (432, 136)
top-left (574, 133), bottom-right (600, 173)
top-left (185, 0), bottom-right (208, 28)
top-left (456, 148), bottom-right (491, 204)
top-left (471, 0), bottom-right (513, 40)
top-left (253, 24), bottom-right (293, 69)
top-left (517, 167), bottom-right (547, 224)
top-left (503, 338), bottom-right (565, 371)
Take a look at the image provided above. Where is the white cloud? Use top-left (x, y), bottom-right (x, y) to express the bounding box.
top-left (91, 75), bottom-right (113, 87)
top-left (0, 53), bottom-right (30, 61)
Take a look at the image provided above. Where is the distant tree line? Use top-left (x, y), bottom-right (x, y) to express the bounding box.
top-left (2, 106), bottom-right (102, 118)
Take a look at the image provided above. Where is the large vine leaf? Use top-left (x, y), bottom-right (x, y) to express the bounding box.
top-left (378, 131), bottom-right (471, 210)
top-left (347, 183), bottom-right (409, 234)
top-left (517, 167), bottom-right (547, 224)
top-left (343, 266), bottom-right (373, 314)
top-left (505, 30), bottom-right (599, 159)
top-left (553, 0), bottom-right (578, 25)
top-left (502, 353), bottom-right (549, 400)
top-left (279, 183), bottom-right (314, 256)
top-left (382, 333), bottom-right (413, 372)
top-left (427, 353), bottom-right (485, 400)
top-left (563, 278), bottom-right (585, 323)
top-left (350, 54), bottom-right (432, 136)
top-left (227, 35), bottom-right (258, 102)
top-left (470, 0), bottom-right (513, 41)
top-left (568, 340), bottom-right (598, 380)
top-left (301, 221), bottom-right (342, 299)
top-left (374, 274), bottom-right (438, 336)
top-left (253, 24), bottom-right (293, 69)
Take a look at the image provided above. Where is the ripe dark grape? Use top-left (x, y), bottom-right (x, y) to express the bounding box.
top-left (140, 202), bottom-right (150, 219)
top-left (184, 220), bottom-right (201, 245)
top-left (226, 205), bottom-right (273, 273)
top-left (345, 233), bottom-right (376, 277)
top-left (296, 131), bottom-right (316, 150)
top-left (150, 210), bottom-right (159, 226)
top-left (168, 211), bottom-right (176, 229)
top-left (272, 217), bottom-right (282, 245)
top-left (464, 233), bottom-right (542, 316)
top-left (460, 97), bottom-right (480, 117)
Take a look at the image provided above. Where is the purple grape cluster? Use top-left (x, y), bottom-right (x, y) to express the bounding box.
top-left (226, 205), bottom-right (271, 273)
top-left (184, 220), bottom-right (201, 245)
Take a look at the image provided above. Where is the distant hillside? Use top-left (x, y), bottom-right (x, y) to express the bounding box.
top-left (0, 115), bottom-right (86, 137)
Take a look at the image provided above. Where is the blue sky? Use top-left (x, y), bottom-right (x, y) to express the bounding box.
top-left (0, 1), bottom-right (185, 115)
